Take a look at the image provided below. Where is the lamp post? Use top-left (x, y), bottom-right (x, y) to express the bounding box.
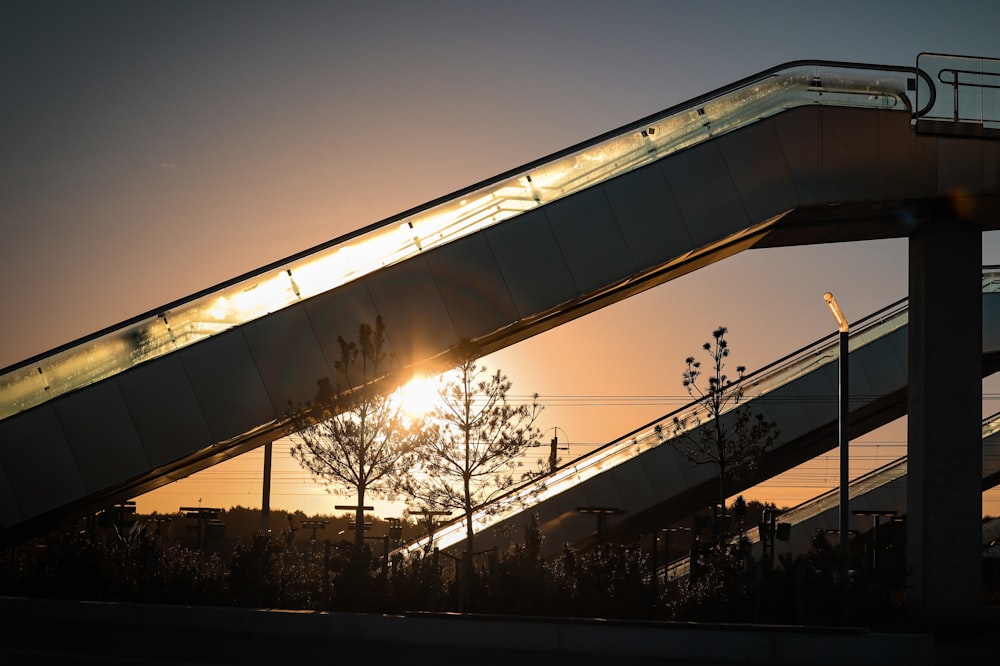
top-left (852, 509), bottom-right (897, 574)
top-left (180, 506), bottom-right (223, 551)
top-left (659, 526), bottom-right (691, 583)
top-left (824, 291), bottom-right (850, 619)
top-left (336, 504), bottom-right (374, 547)
top-left (407, 508), bottom-right (452, 553)
top-left (576, 506), bottom-right (621, 546)
top-left (301, 520), bottom-right (328, 543)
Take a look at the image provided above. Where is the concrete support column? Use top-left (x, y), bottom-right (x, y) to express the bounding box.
top-left (907, 220), bottom-right (982, 609)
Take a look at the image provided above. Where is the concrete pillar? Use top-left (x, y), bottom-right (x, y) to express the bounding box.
top-left (907, 219), bottom-right (982, 608)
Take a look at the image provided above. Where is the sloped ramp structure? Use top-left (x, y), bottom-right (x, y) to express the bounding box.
top-left (660, 413), bottom-right (1000, 581)
top-left (774, 413), bottom-right (1000, 558)
top-left (763, 417), bottom-right (1000, 563)
top-left (1, 54), bottom-right (999, 546)
top-left (400, 278), bottom-right (1000, 559)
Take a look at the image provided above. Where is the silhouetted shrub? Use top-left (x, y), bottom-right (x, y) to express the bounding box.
top-left (5, 511), bottom-right (945, 629)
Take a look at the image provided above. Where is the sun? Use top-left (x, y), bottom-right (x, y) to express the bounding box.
top-left (398, 373), bottom-right (440, 420)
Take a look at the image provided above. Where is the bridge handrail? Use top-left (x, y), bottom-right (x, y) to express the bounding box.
top-left (917, 52), bottom-right (1000, 127)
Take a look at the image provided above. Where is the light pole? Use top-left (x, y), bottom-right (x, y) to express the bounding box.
top-left (546, 426), bottom-right (569, 473)
top-left (576, 506), bottom-right (620, 546)
top-left (301, 520), bottom-right (328, 543)
top-left (824, 291), bottom-right (850, 618)
top-left (659, 526), bottom-right (691, 583)
top-left (336, 504), bottom-right (374, 548)
top-left (260, 441), bottom-right (272, 534)
top-left (852, 509), bottom-right (897, 574)
top-left (407, 508), bottom-right (452, 554)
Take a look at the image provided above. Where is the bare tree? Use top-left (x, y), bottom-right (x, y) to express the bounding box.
top-left (402, 353), bottom-right (543, 557)
top-left (289, 316), bottom-right (434, 548)
top-left (669, 326), bottom-right (778, 541)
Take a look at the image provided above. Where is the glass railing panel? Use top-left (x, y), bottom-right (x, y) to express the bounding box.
top-left (767, 460), bottom-right (907, 540)
top-left (850, 459), bottom-right (909, 498)
top-left (984, 412), bottom-right (1000, 439)
top-left (950, 60), bottom-right (985, 123)
top-left (0, 365), bottom-right (47, 416)
top-left (0, 62), bottom-right (917, 422)
top-left (917, 53), bottom-right (1000, 127)
top-left (983, 266), bottom-right (1000, 293)
top-left (919, 53), bottom-right (976, 122)
top-left (40, 335), bottom-right (135, 400)
top-left (988, 81), bottom-right (1000, 131)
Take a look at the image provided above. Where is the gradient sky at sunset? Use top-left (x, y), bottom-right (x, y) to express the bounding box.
top-left (3, 1), bottom-right (1000, 519)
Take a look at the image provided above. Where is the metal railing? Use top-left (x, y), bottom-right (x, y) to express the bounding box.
top-left (917, 52), bottom-right (1000, 129)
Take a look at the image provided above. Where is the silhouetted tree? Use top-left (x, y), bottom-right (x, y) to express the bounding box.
top-left (670, 326), bottom-right (779, 542)
top-left (290, 316), bottom-right (435, 548)
top-left (402, 353), bottom-right (542, 551)
top-left (400, 351), bottom-right (541, 608)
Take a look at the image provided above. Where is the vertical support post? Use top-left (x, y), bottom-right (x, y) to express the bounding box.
top-left (260, 441), bottom-right (273, 534)
top-left (690, 515), bottom-right (704, 583)
top-left (322, 539), bottom-right (330, 600)
top-left (838, 327), bottom-right (850, 581)
top-left (908, 219), bottom-right (982, 609)
top-left (873, 514), bottom-right (882, 574)
top-left (575, 506), bottom-right (620, 547)
top-left (824, 291), bottom-right (851, 607)
top-left (547, 427), bottom-right (568, 473)
top-left (651, 531), bottom-right (659, 597)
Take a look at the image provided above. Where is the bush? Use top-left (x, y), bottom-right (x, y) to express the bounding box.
top-left (3, 512), bottom-right (929, 629)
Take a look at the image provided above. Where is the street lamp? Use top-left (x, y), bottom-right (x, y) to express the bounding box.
top-left (824, 291), bottom-right (850, 619)
top-left (576, 506), bottom-right (621, 545)
top-left (659, 526), bottom-right (691, 583)
top-left (852, 509), bottom-right (897, 574)
top-left (407, 508), bottom-right (453, 553)
top-left (301, 520), bottom-right (328, 542)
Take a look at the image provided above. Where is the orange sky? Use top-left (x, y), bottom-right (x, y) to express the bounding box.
top-left (2, 2), bottom-right (999, 520)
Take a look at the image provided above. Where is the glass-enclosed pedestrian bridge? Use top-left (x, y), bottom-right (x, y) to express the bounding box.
top-left (399, 269), bottom-right (1000, 559)
top-left (2, 53), bottom-right (999, 544)
top-left (0, 61), bottom-right (921, 421)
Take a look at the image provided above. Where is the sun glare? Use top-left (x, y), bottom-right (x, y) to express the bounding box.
top-left (398, 374), bottom-right (440, 420)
